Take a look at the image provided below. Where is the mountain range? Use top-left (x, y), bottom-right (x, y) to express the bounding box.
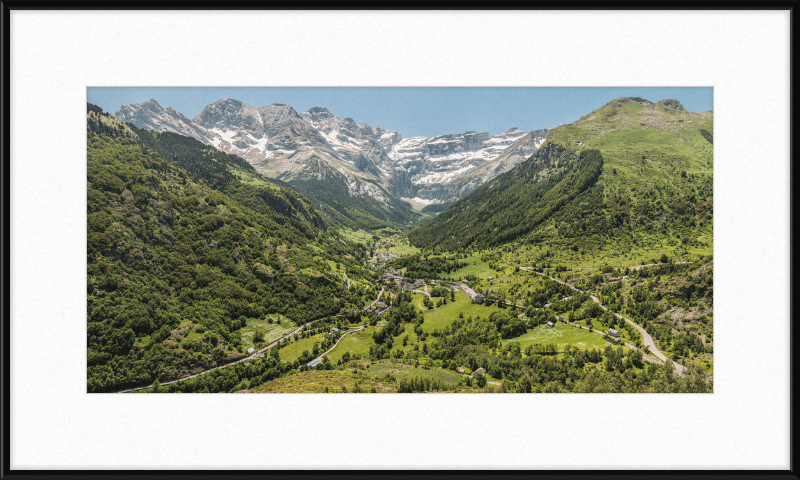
top-left (115, 98), bottom-right (549, 225)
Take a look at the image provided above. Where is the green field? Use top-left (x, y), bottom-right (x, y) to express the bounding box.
top-left (391, 323), bottom-right (424, 353)
top-left (502, 322), bottom-right (617, 352)
top-left (278, 333), bottom-right (326, 363)
top-left (415, 290), bottom-right (503, 332)
top-left (240, 315), bottom-right (295, 350)
top-left (381, 243), bottom-right (417, 256)
top-left (448, 254), bottom-right (501, 280)
top-left (339, 227), bottom-right (376, 244)
top-left (231, 168), bottom-right (282, 190)
top-left (326, 327), bottom-right (377, 363)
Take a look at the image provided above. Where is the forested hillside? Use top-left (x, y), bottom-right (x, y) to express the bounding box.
top-left (87, 106), bottom-right (372, 392)
top-left (285, 156), bottom-right (422, 231)
top-left (409, 97), bottom-right (713, 260)
top-left (409, 148), bottom-right (604, 250)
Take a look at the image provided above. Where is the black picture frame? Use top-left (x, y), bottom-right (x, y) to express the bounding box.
top-left (1, 3), bottom-right (795, 478)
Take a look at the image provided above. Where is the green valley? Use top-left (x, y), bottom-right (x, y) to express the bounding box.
top-left (88, 92), bottom-right (712, 394)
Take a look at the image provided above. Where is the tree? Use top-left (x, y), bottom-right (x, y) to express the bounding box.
top-left (475, 372), bottom-right (487, 388)
top-left (517, 375), bottom-right (533, 393)
top-left (212, 347), bottom-right (227, 365)
top-left (253, 328), bottom-right (265, 344)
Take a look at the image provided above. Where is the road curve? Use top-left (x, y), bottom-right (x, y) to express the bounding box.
top-left (520, 266), bottom-right (683, 375)
top-left (558, 316), bottom-right (660, 365)
top-left (307, 326), bottom-right (365, 367)
top-left (117, 288), bottom-right (387, 393)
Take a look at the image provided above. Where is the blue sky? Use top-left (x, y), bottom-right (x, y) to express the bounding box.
top-left (88, 87), bottom-right (712, 138)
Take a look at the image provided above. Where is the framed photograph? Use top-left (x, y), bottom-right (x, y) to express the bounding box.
top-left (3, 5), bottom-right (794, 476)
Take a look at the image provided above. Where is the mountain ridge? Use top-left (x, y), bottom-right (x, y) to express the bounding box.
top-left (114, 97), bottom-right (550, 211)
top-left (408, 97), bottom-right (713, 256)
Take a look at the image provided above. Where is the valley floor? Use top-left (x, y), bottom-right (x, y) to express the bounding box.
top-left (128, 230), bottom-right (712, 394)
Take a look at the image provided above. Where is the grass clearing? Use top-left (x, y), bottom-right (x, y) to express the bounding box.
top-left (417, 290), bottom-right (503, 332)
top-left (449, 254), bottom-right (500, 280)
top-left (502, 322), bottom-right (617, 352)
top-left (231, 168), bottom-right (282, 190)
top-left (327, 327), bottom-right (377, 363)
top-left (240, 314), bottom-right (295, 350)
top-left (339, 228), bottom-right (376, 244)
top-left (380, 241), bottom-right (418, 256)
top-left (278, 333), bottom-right (326, 363)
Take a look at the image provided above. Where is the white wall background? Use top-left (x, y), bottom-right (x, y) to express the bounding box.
top-left (10, 10), bottom-right (790, 470)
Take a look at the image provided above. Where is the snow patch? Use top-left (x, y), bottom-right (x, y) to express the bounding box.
top-left (401, 196), bottom-right (437, 206)
top-left (415, 165), bottom-right (475, 184)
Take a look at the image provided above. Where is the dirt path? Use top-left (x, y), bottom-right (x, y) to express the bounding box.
top-left (307, 298), bottom-right (392, 367)
top-left (306, 326), bottom-right (365, 367)
top-left (633, 261), bottom-right (692, 271)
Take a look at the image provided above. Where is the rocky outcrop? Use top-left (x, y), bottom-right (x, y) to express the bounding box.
top-left (115, 99), bottom-right (212, 143)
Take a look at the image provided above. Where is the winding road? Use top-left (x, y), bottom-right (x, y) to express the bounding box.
top-left (306, 326), bottom-right (365, 367)
top-left (117, 287), bottom-right (386, 393)
top-left (520, 266), bottom-right (683, 375)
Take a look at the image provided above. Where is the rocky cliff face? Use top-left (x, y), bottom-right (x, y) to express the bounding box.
top-left (387, 127), bottom-right (550, 201)
top-left (115, 99), bottom-right (212, 144)
top-left (191, 99), bottom-right (341, 166)
top-left (114, 97), bottom-right (550, 208)
top-left (300, 106), bottom-right (393, 177)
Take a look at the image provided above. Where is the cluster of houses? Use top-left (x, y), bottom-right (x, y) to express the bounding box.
top-left (402, 279), bottom-right (426, 291)
top-left (375, 252), bottom-right (398, 262)
top-left (323, 327), bottom-right (340, 339)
